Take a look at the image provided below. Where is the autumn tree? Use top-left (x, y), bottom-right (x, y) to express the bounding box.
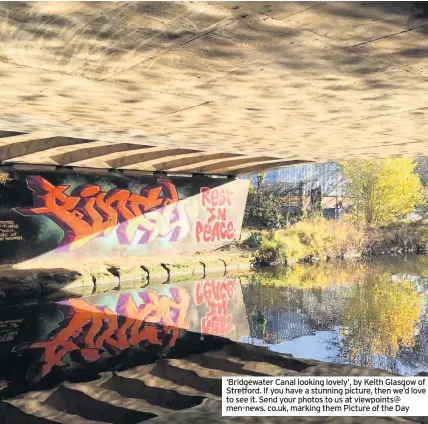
top-left (341, 158), bottom-right (424, 227)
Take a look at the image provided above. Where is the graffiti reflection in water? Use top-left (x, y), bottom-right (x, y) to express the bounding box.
top-left (0, 278), bottom-right (249, 386)
top-left (30, 288), bottom-right (190, 378)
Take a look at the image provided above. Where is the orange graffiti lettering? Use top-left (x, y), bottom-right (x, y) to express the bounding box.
top-left (15, 177), bottom-right (189, 251)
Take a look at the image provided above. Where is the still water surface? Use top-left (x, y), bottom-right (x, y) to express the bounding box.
top-left (1, 254), bottom-right (428, 395)
top-left (241, 255), bottom-right (428, 376)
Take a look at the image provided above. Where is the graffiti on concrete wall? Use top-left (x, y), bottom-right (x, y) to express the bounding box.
top-left (0, 169), bottom-right (249, 265)
top-left (0, 220), bottom-right (23, 242)
top-left (15, 176), bottom-right (188, 251)
top-left (195, 186), bottom-right (235, 243)
top-left (0, 172), bottom-right (11, 185)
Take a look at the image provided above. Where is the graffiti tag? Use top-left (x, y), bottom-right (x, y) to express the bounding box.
top-left (195, 187), bottom-right (235, 243)
top-left (15, 176), bottom-right (190, 251)
top-left (29, 288), bottom-right (190, 377)
top-left (195, 279), bottom-right (235, 336)
top-left (0, 173), bottom-right (10, 185)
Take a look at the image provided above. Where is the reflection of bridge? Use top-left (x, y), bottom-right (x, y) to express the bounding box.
top-left (245, 286), bottom-right (347, 343)
top-left (1, 3), bottom-right (428, 174)
top-left (249, 311), bottom-right (314, 343)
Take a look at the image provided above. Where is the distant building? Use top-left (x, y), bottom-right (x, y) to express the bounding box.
top-left (242, 162), bottom-right (345, 194)
top-left (241, 163), bottom-right (353, 218)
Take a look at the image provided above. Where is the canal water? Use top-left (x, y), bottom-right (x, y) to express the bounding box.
top-left (1, 254), bottom-right (427, 396)
top-left (242, 255), bottom-right (428, 376)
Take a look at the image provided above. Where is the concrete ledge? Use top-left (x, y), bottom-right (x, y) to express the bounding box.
top-left (0, 250), bottom-right (253, 302)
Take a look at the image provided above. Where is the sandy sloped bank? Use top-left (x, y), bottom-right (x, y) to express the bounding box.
top-left (0, 342), bottom-right (426, 424)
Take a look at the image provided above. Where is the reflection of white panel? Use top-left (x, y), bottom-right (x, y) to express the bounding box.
top-left (80, 277), bottom-right (250, 343)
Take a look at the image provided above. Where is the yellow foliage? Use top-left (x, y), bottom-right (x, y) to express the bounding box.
top-left (284, 218), bottom-right (366, 259)
top-left (255, 231), bottom-right (309, 265)
top-left (256, 218), bottom-right (366, 265)
top-left (341, 158), bottom-right (424, 227)
top-left (253, 261), bottom-right (370, 290)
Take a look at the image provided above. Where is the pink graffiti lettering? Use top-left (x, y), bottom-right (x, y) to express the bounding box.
top-left (196, 186), bottom-right (235, 243)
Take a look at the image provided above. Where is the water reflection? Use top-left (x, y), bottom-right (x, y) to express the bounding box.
top-left (2, 256), bottom-right (428, 396)
top-left (0, 277), bottom-right (249, 396)
top-left (242, 256), bottom-right (428, 375)
top-left (341, 275), bottom-right (422, 367)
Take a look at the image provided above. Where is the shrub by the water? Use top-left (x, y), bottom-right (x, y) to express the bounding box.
top-left (255, 232), bottom-right (308, 266)
top-left (244, 231), bottom-right (263, 249)
top-left (366, 220), bottom-right (428, 255)
top-left (255, 218), bottom-right (367, 266)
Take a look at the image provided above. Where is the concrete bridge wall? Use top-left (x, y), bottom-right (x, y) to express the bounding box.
top-left (1, 2), bottom-right (427, 172)
top-left (0, 167), bottom-right (249, 268)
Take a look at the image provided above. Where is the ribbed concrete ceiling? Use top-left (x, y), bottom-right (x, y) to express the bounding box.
top-left (0, 2), bottom-right (427, 175)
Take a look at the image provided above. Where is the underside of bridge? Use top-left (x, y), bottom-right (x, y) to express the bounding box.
top-left (0, 2), bottom-right (427, 175)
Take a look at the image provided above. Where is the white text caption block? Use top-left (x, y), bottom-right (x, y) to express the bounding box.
top-left (222, 377), bottom-right (428, 416)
